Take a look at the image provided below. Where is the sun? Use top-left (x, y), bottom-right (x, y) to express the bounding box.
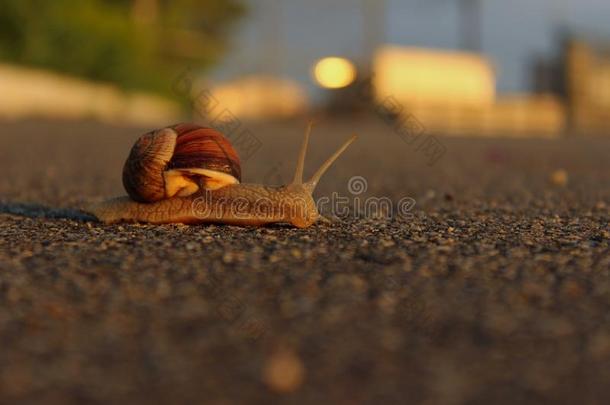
top-left (312, 56), bottom-right (357, 89)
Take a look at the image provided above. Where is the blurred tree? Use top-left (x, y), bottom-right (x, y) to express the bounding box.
top-left (0, 0), bottom-right (245, 95)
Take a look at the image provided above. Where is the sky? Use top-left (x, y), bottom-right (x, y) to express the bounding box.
top-left (213, 0), bottom-right (610, 94)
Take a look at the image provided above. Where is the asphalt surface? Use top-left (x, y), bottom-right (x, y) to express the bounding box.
top-left (0, 118), bottom-right (609, 405)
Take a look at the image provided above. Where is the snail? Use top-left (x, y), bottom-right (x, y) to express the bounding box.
top-left (85, 122), bottom-right (356, 228)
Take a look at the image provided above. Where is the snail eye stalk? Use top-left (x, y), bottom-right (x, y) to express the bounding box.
top-left (292, 121), bottom-right (314, 185)
top-left (303, 134), bottom-right (357, 194)
top-left (291, 121), bottom-right (357, 194)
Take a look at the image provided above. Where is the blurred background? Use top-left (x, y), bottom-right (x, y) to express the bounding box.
top-left (1, 0), bottom-right (610, 136)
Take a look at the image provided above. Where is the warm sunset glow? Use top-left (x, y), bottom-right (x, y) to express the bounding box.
top-left (312, 57), bottom-right (357, 89)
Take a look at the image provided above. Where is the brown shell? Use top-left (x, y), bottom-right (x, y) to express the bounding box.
top-left (122, 124), bottom-right (241, 203)
top-left (169, 123), bottom-right (241, 181)
top-left (122, 128), bottom-right (177, 203)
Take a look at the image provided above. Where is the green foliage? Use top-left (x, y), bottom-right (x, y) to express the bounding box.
top-left (0, 0), bottom-right (245, 95)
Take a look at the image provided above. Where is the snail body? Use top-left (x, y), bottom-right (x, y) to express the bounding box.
top-left (86, 123), bottom-right (356, 228)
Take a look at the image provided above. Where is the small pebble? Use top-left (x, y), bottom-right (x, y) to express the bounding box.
top-left (263, 348), bottom-right (305, 393)
top-left (550, 169), bottom-right (568, 187)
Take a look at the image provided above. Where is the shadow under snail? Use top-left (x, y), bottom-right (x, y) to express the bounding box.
top-left (85, 122), bottom-right (357, 228)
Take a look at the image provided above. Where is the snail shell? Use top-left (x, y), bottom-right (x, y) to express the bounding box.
top-left (122, 123), bottom-right (241, 203)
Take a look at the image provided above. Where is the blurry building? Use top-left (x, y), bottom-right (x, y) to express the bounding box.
top-left (372, 45), bottom-right (565, 136)
top-left (374, 46), bottom-right (495, 107)
top-left (531, 58), bottom-right (564, 96)
top-left (564, 38), bottom-right (610, 133)
top-left (0, 64), bottom-right (181, 126)
top-left (530, 35), bottom-right (610, 134)
top-left (202, 75), bottom-right (308, 120)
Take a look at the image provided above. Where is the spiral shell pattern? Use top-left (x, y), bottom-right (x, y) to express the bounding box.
top-left (122, 124), bottom-right (241, 203)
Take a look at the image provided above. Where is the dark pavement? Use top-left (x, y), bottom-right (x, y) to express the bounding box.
top-left (0, 118), bottom-right (609, 404)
